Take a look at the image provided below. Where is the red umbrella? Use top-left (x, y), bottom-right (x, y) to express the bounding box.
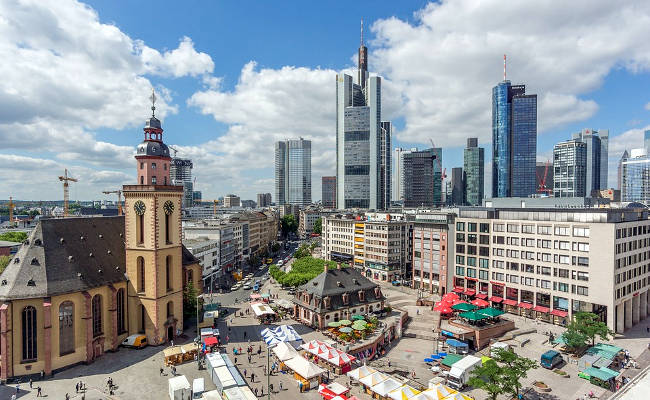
top-left (442, 292), bottom-right (459, 301)
top-left (450, 299), bottom-right (468, 306)
top-left (433, 303), bottom-right (453, 314)
top-left (472, 299), bottom-right (489, 307)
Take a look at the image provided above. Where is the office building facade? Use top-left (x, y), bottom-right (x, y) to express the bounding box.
top-left (492, 82), bottom-right (537, 197)
top-left (224, 194), bottom-right (240, 208)
top-left (621, 149), bottom-right (650, 204)
top-left (256, 193), bottom-right (272, 208)
top-left (463, 138), bottom-right (484, 206)
top-left (336, 32), bottom-right (390, 210)
top-left (170, 158), bottom-right (194, 209)
top-left (553, 140), bottom-right (587, 198)
top-left (321, 176), bottom-right (336, 208)
top-left (412, 213), bottom-right (454, 294)
top-left (402, 149), bottom-right (436, 207)
top-left (275, 138), bottom-right (312, 206)
top-left (572, 128), bottom-right (609, 193)
top-left (450, 167), bottom-right (464, 206)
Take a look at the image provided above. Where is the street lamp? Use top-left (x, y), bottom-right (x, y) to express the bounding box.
top-left (266, 343), bottom-right (277, 400)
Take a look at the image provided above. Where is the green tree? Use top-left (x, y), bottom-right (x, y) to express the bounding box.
top-left (280, 214), bottom-right (298, 237)
top-left (183, 281), bottom-right (202, 320)
top-left (294, 244), bottom-right (311, 259)
top-left (0, 255), bottom-right (11, 274)
top-left (468, 359), bottom-right (506, 400)
top-left (313, 217), bottom-right (322, 234)
top-left (0, 231), bottom-right (27, 242)
top-left (561, 326), bottom-right (588, 352)
top-left (572, 312), bottom-right (614, 347)
top-left (271, 242), bottom-right (280, 252)
top-left (496, 349), bottom-right (539, 398)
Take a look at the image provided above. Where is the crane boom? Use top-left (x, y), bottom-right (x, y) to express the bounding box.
top-left (58, 169), bottom-right (78, 217)
top-left (102, 190), bottom-right (123, 215)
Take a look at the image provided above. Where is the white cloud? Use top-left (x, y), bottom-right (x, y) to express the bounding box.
top-left (371, 0), bottom-right (650, 147)
top-left (645, 102), bottom-right (650, 111)
top-left (606, 125), bottom-right (650, 188)
top-left (141, 36), bottom-right (214, 78)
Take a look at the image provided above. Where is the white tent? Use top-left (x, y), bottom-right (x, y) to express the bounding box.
top-left (346, 365), bottom-right (377, 381)
top-left (370, 378), bottom-right (402, 397)
top-left (251, 303), bottom-right (276, 317)
top-left (360, 371), bottom-right (389, 387)
top-left (284, 356), bottom-right (326, 379)
top-left (272, 341), bottom-right (300, 361)
top-left (261, 324), bottom-right (303, 348)
top-left (387, 385), bottom-right (420, 400)
top-left (275, 298), bottom-right (293, 308)
top-left (201, 390), bottom-right (223, 400)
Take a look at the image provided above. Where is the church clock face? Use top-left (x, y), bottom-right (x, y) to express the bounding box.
top-left (134, 200), bottom-right (146, 215)
top-left (164, 200), bottom-right (174, 215)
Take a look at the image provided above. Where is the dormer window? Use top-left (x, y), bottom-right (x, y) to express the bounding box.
top-left (342, 293), bottom-right (350, 305)
top-left (324, 296), bottom-right (331, 309)
top-left (358, 290), bottom-right (365, 302)
top-left (375, 288), bottom-right (382, 298)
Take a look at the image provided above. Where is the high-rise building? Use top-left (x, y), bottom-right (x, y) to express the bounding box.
top-left (256, 193), bottom-right (272, 208)
top-left (170, 158), bottom-right (194, 208)
top-left (492, 75), bottom-right (537, 197)
top-left (535, 162), bottom-right (554, 195)
top-left (621, 149), bottom-right (650, 203)
top-left (402, 148), bottom-right (440, 207)
top-left (553, 139), bottom-right (587, 198)
top-left (450, 167), bottom-right (464, 205)
top-left (192, 191), bottom-right (202, 206)
top-left (380, 121), bottom-right (392, 209)
top-left (321, 176), bottom-right (337, 208)
top-left (645, 130), bottom-right (650, 154)
top-left (336, 23), bottom-right (390, 210)
top-left (618, 150), bottom-right (629, 191)
top-left (463, 138), bottom-right (484, 206)
top-left (394, 147), bottom-right (414, 202)
top-left (275, 138), bottom-right (312, 206)
top-left (224, 194), bottom-right (241, 208)
top-left (572, 128), bottom-right (609, 192)
top-left (432, 147), bottom-right (443, 206)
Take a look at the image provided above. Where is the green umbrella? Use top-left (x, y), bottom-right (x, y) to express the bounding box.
top-left (353, 325), bottom-right (365, 331)
top-left (354, 321), bottom-right (368, 327)
top-left (339, 319), bottom-right (352, 326)
top-left (451, 303), bottom-right (477, 312)
top-left (352, 315), bottom-right (365, 321)
top-left (328, 321), bottom-right (341, 328)
top-left (339, 327), bottom-right (353, 333)
top-left (477, 307), bottom-right (505, 318)
top-left (458, 311), bottom-right (490, 321)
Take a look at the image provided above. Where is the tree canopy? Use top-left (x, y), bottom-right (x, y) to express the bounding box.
top-left (562, 312), bottom-right (614, 350)
top-left (281, 214), bottom-right (298, 237)
top-left (469, 349), bottom-right (537, 400)
top-left (0, 255), bottom-right (11, 275)
top-left (269, 256), bottom-right (348, 287)
top-left (0, 231), bottom-right (27, 242)
top-left (313, 217), bottom-right (322, 234)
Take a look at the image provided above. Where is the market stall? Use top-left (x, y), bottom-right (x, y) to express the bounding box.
top-left (387, 385), bottom-right (420, 400)
top-left (251, 302), bottom-right (278, 324)
top-left (272, 341), bottom-right (300, 370)
top-left (359, 371), bottom-right (389, 395)
top-left (181, 342), bottom-right (201, 361)
top-left (346, 365), bottom-right (377, 381)
top-left (261, 325), bottom-right (303, 348)
top-left (301, 339), bottom-right (357, 374)
top-left (368, 378), bottom-right (401, 400)
top-left (319, 382), bottom-right (350, 400)
top-left (163, 346), bottom-right (184, 366)
top-left (445, 339), bottom-right (469, 355)
top-left (284, 355), bottom-right (326, 391)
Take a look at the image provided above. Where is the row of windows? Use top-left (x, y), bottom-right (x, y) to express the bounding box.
top-left (491, 223), bottom-right (590, 237)
top-left (485, 272), bottom-right (588, 295)
top-left (616, 225), bottom-right (650, 239)
top-left (456, 222), bottom-right (490, 233)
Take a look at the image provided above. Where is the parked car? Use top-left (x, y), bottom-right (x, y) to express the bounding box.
top-left (243, 284), bottom-right (252, 290)
top-left (540, 350), bottom-right (563, 369)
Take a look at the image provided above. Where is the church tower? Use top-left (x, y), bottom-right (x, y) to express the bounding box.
top-left (123, 90), bottom-right (184, 345)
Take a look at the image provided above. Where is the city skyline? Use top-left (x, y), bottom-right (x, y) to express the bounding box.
top-left (3, 1), bottom-right (650, 201)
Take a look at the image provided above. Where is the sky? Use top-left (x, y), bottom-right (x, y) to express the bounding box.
top-left (2, 0), bottom-right (650, 202)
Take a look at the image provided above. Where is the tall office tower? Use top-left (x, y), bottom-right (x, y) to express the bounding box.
top-left (572, 128), bottom-right (609, 192)
top-left (618, 150), bottom-right (629, 191)
top-left (621, 148), bottom-right (650, 203)
top-left (450, 167), bottom-right (464, 205)
top-left (492, 66), bottom-right (537, 197)
top-left (394, 147), bottom-right (413, 202)
top-left (431, 147), bottom-right (443, 206)
top-left (256, 193), bottom-right (272, 207)
top-left (380, 121), bottom-right (392, 209)
top-left (169, 158), bottom-right (194, 208)
top-left (402, 148), bottom-right (436, 207)
top-left (553, 140), bottom-right (587, 198)
top-left (336, 23), bottom-right (387, 210)
top-left (463, 138), bottom-right (484, 205)
top-left (321, 176), bottom-right (337, 208)
top-left (275, 138), bottom-right (312, 206)
top-left (645, 130), bottom-right (650, 154)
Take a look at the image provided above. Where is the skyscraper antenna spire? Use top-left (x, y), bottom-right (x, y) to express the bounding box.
top-left (503, 54), bottom-right (507, 81)
top-left (361, 18), bottom-right (364, 46)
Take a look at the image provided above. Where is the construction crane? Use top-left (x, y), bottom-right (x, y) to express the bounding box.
top-left (201, 200), bottom-right (219, 218)
top-left (58, 169), bottom-right (78, 217)
top-left (429, 139), bottom-right (447, 180)
top-left (169, 145), bottom-right (179, 158)
top-left (102, 190), bottom-right (123, 215)
top-left (536, 160), bottom-right (553, 195)
top-left (7, 196), bottom-right (15, 228)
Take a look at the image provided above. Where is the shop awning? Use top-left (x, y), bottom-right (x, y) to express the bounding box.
top-left (464, 289), bottom-right (476, 296)
top-left (453, 287), bottom-right (464, 293)
top-left (518, 302), bottom-right (533, 309)
top-left (533, 305), bottom-right (549, 313)
top-left (204, 336), bottom-right (219, 346)
top-left (583, 367), bottom-right (618, 381)
top-left (551, 309), bottom-right (568, 317)
top-left (489, 296), bottom-right (502, 303)
top-left (475, 293), bottom-right (488, 299)
top-left (502, 299), bottom-right (517, 306)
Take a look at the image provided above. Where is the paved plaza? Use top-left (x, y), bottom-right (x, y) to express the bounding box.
top-left (2, 275), bottom-right (650, 400)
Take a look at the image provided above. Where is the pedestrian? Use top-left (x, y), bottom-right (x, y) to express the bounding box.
top-left (16, 385), bottom-right (19, 394)
top-left (171, 340), bottom-right (174, 347)
top-left (65, 393), bottom-right (70, 400)
top-left (647, 326), bottom-right (649, 333)
top-left (29, 378), bottom-right (33, 389)
top-left (76, 382), bottom-right (80, 392)
top-left (37, 387), bottom-right (42, 397)
top-left (279, 382), bottom-right (283, 391)
top-left (11, 394), bottom-right (15, 400)
top-left (299, 381), bottom-right (303, 392)
top-left (235, 357), bottom-right (238, 364)
top-left (387, 360), bottom-right (391, 368)
top-left (263, 365), bottom-right (267, 375)
top-left (248, 354), bottom-right (252, 363)
top-left (254, 388), bottom-right (258, 397)
top-left (251, 372), bottom-right (255, 382)
top-left (160, 367), bottom-right (164, 376)
top-left (244, 368), bottom-right (247, 377)
top-left (270, 383), bottom-right (274, 393)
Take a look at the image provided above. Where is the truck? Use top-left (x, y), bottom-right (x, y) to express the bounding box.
top-left (447, 355), bottom-right (482, 390)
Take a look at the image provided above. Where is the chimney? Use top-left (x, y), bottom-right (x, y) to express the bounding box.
top-left (337, 262), bottom-right (342, 270)
top-left (324, 263), bottom-right (329, 273)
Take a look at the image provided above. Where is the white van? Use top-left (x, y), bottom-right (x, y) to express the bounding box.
top-left (192, 378), bottom-right (205, 399)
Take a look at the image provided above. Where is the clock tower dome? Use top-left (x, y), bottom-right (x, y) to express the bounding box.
top-left (123, 90), bottom-right (184, 345)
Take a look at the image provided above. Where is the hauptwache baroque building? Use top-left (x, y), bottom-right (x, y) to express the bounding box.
top-left (0, 106), bottom-right (202, 380)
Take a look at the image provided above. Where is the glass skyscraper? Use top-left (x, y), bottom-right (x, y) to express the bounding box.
top-left (336, 27), bottom-right (390, 210)
top-left (553, 139), bottom-right (587, 198)
top-left (275, 138), bottom-right (311, 206)
top-left (621, 149), bottom-right (650, 204)
top-left (492, 81), bottom-right (537, 197)
top-left (402, 148), bottom-right (441, 207)
top-left (463, 138), bottom-right (484, 206)
top-left (572, 128), bottom-right (608, 194)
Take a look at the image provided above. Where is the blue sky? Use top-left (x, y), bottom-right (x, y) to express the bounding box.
top-left (2, 0), bottom-right (650, 201)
